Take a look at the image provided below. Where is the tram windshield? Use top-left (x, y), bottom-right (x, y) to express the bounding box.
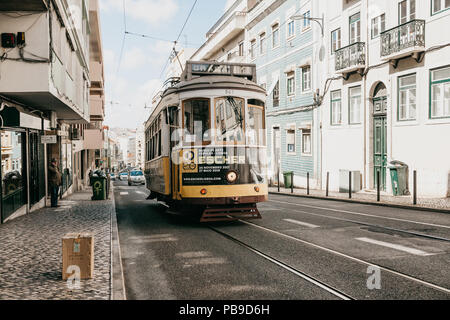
top-left (183, 99), bottom-right (211, 144)
top-left (215, 97), bottom-right (245, 144)
top-left (247, 99), bottom-right (266, 146)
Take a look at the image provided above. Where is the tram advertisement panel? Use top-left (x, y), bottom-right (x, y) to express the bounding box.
top-left (181, 147), bottom-right (266, 186)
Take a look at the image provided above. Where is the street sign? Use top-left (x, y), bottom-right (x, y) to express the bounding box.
top-left (41, 135), bottom-right (57, 144)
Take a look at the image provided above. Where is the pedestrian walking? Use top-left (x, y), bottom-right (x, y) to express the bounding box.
top-left (48, 158), bottom-right (62, 208)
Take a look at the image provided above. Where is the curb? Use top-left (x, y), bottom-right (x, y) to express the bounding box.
top-left (110, 184), bottom-right (127, 300)
top-left (269, 191), bottom-right (450, 214)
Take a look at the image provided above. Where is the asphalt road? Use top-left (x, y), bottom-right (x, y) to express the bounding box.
top-left (113, 180), bottom-right (450, 300)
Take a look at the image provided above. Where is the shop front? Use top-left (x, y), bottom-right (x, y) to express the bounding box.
top-left (0, 105), bottom-right (47, 223)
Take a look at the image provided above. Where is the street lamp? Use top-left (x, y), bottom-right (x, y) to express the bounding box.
top-left (291, 14), bottom-right (324, 37)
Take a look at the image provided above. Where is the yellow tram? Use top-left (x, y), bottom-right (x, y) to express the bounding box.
top-left (144, 61), bottom-right (268, 222)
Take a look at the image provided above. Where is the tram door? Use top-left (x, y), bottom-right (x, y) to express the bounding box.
top-left (168, 106), bottom-right (179, 198)
top-left (273, 127), bottom-right (281, 183)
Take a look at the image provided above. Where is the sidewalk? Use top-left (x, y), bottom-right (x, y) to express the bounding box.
top-left (269, 186), bottom-right (450, 212)
top-left (0, 188), bottom-right (123, 300)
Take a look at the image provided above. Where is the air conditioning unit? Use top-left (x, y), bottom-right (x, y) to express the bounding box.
top-left (71, 127), bottom-right (81, 140)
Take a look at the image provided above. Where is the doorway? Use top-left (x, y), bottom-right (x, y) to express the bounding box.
top-left (372, 83), bottom-right (388, 191)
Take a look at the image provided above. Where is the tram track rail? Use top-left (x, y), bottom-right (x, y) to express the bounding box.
top-left (267, 199), bottom-right (450, 243)
top-left (232, 219), bottom-right (450, 296)
top-left (208, 225), bottom-right (355, 300)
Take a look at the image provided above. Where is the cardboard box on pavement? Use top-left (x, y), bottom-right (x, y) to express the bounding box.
top-left (62, 233), bottom-right (94, 280)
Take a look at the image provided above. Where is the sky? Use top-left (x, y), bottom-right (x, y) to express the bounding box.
top-left (99, 0), bottom-right (234, 129)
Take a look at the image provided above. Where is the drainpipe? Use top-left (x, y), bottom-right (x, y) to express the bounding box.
top-left (363, 0), bottom-right (369, 190)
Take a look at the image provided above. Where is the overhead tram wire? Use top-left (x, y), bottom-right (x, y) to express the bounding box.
top-left (125, 31), bottom-right (201, 47)
top-left (147, 0), bottom-right (199, 106)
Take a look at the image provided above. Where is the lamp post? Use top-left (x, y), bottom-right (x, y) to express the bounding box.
top-left (291, 14), bottom-right (324, 37)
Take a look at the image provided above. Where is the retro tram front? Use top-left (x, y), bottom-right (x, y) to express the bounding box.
top-left (144, 61), bottom-right (268, 222)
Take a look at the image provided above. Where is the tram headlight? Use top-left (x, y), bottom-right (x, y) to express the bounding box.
top-left (200, 188), bottom-right (207, 195)
top-left (226, 170), bottom-right (238, 184)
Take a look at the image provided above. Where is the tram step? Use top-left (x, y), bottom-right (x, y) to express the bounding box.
top-left (200, 205), bottom-right (262, 223)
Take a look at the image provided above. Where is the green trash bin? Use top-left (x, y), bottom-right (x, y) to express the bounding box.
top-left (389, 164), bottom-right (408, 196)
top-left (91, 176), bottom-right (107, 200)
top-left (283, 171), bottom-right (294, 188)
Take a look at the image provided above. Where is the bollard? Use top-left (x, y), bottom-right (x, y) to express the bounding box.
top-left (277, 170), bottom-right (280, 192)
top-left (291, 172), bottom-right (294, 193)
top-left (377, 171), bottom-right (381, 202)
top-left (326, 172), bottom-right (329, 197)
top-left (413, 170), bottom-right (417, 205)
top-left (307, 172), bottom-right (310, 195)
top-left (349, 171), bottom-right (352, 199)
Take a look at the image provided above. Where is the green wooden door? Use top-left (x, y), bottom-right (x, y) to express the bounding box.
top-left (373, 114), bottom-right (387, 190)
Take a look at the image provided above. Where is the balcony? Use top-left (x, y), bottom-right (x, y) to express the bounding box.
top-left (380, 20), bottom-right (425, 65)
top-left (194, 11), bottom-right (246, 60)
top-left (335, 42), bottom-right (366, 77)
top-left (84, 129), bottom-right (104, 150)
top-left (89, 97), bottom-right (104, 121)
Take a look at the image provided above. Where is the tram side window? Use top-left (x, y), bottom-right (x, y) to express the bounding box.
top-left (247, 99), bottom-right (266, 146)
top-left (184, 99), bottom-right (210, 144)
top-left (215, 97), bottom-right (245, 143)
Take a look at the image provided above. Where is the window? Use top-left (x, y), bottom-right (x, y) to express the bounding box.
top-left (302, 129), bottom-right (312, 155)
top-left (1, 131), bottom-right (26, 219)
top-left (371, 14), bottom-right (386, 38)
top-left (331, 90), bottom-right (342, 125)
top-left (183, 99), bottom-right (211, 144)
top-left (399, 0), bottom-right (415, 24)
top-left (350, 13), bottom-right (361, 44)
top-left (286, 129), bottom-right (296, 153)
top-left (273, 80), bottom-right (280, 107)
top-left (302, 66), bottom-right (311, 92)
top-left (259, 32), bottom-right (266, 55)
top-left (238, 41), bottom-right (244, 56)
top-left (287, 20), bottom-right (295, 38)
top-left (331, 28), bottom-right (341, 54)
top-left (430, 66), bottom-right (450, 118)
top-left (272, 23), bottom-right (280, 48)
top-left (287, 72), bottom-right (295, 96)
top-left (349, 86), bottom-right (362, 124)
top-left (303, 11), bottom-right (311, 30)
top-left (214, 97), bottom-right (245, 143)
top-left (250, 39), bottom-right (256, 60)
top-left (432, 0), bottom-right (450, 14)
top-left (398, 74), bottom-right (417, 121)
top-left (247, 99), bottom-right (266, 145)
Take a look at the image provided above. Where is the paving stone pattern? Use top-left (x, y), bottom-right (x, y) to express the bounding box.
top-left (0, 191), bottom-right (113, 300)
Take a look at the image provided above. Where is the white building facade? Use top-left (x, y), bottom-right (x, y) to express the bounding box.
top-left (316, 0), bottom-right (450, 197)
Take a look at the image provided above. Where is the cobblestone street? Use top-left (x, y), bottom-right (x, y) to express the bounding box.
top-left (0, 191), bottom-right (113, 300)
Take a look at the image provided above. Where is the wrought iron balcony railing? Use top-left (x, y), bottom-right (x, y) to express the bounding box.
top-left (335, 42), bottom-right (366, 72)
top-left (380, 20), bottom-right (425, 58)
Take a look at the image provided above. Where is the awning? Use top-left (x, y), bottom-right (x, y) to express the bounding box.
top-left (0, 105), bottom-right (43, 130)
top-left (267, 74), bottom-right (280, 95)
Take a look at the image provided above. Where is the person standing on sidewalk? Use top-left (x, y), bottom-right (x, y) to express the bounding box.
top-left (48, 158), bottom-right (62, 208)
